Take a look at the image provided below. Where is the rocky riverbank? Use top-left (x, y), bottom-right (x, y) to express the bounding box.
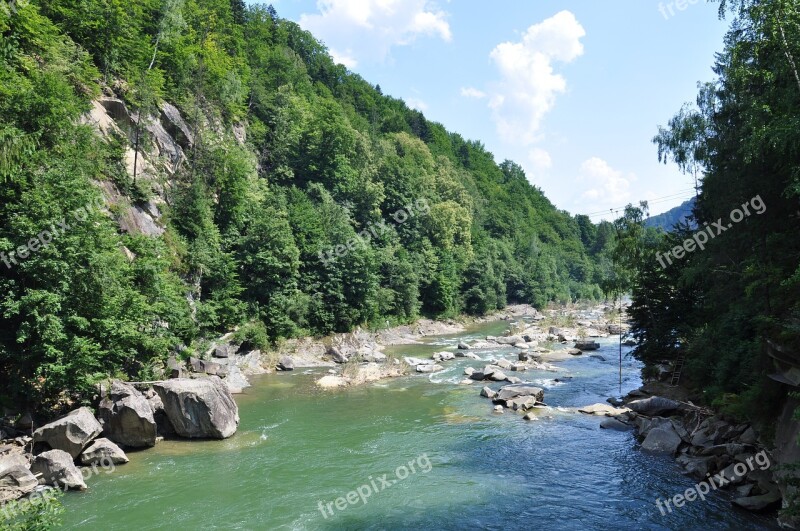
top-left (0, 377), bottom-right (239, 509)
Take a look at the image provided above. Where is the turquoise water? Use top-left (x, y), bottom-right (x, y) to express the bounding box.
top-left (59, 321), bottom-right (779, 530)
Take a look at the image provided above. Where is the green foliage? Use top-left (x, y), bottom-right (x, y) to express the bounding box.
top-left (1, 489), bottom-right (65, 530)
top-left (0, 0), bottom-right (616, 411)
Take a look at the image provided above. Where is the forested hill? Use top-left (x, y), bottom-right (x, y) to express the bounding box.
top-left (0, 1), bottom-right (615, 409)
top-left (644, 198), bottom-right (695, 231)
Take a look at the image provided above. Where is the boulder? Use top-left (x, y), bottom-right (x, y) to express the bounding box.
top-left (578, 404), bottom-right (630, 416)
top-left (567, 348), bottom-right (582, 356)
top-left (457, 342), bottom-right (470, 350)
top-left (676, 455), bottom-right (716, 480)
top-left (316, 375), bottom-right (348, 388)
top-left (488, 370), bottom-right (508, 382)
top-left (641, 425), bottom-right (683, 455)
top-left (277, 356), bottom-right (295, 371)
top-left (505, 396), bottom-right (537, 411)
top-left (627, 396), bottom-right (682, 417)
top-left (513, 343), bottom-right (529, 350)
top-left (212, 345), bottom-right (230, 359)
top-left (464, 367), bottom-right (475, 376)
top-left (505, 376), bottom-right (523, 384)
top-left (97, 381), bottom-right (157, 448)
top-left (0, 455), bottom-right (37, 503)
top-left (416, 364), bottom-right (444, 374)
top-left (432, 351), bottom-right (455, 362)
top-left (30, 450), bottom-right (86, 490)
top-left (480, 387), bottom-right (496, 399)
top-left (495, 359), bottom-right (512, 370)
top-left (404, 357), bottom-right (431, 367)
top-left (329, 347), bottom-right (349, 364)
top-left (732, 487), bottom-right (782, 512)
top-left (153, 377), bottom-right (239, 439)
top-left (518, 352), bottom-right (531, 362)
top-left (600, 418), bottom-right (634, 431)
top-left (495, 385), bottom-right (544, 403)
top-left (79, 438), bottom-right (129, 466)
top-left (574, 340), bottom-right (601, 351)
top-left (33, 407), bottom-right (103, 458)
top-left (146, 391), bottom-right (174, 437)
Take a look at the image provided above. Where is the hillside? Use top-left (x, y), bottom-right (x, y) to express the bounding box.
top-left (0, 1), bottom-right (615, 411)
top-left (643, 197), bottom-right (695, 231)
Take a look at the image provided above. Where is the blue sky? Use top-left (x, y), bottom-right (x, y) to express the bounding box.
top-left (259, 0), bottom-right (729, 220)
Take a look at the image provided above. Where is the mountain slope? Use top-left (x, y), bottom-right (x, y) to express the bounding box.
top-left (0, 1), bottom-right (613, 409)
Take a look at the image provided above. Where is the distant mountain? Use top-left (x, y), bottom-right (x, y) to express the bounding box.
top-left (644, 197), bottom-right (696, 231)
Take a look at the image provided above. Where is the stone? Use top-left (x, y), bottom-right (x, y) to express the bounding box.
top-left (416, 364), bottom-right (444, 373)
top-left (432, 351), bottom-right (455, 362)
top-left (627, 396), bottom-right (682, 417)
top-left (589, 355), bottom-right (607, 362)
top-left (317, 375), bottom-right (348, 388)
top-left (404, 357), bottom-right (432, 367)
top-left (458, 379), bottom-right (473, 385)
top-left (495, 359), bottom-right (512, 369)
top-left (641, 425), bottom-right (683, 455)
top-left (518, 352), bottom-right (531, 362)
top-left (166, 355), bottom-right (183, 378)
top-left (493, 405), bottom-right (504, 413)
top-left (153, 377), bottom-right (239, 439)
top-left (578, 403), bottom-right (630, 416)
top-left (97, 381), bottom-right (157, 448)
top-left (488, 370), bottom-right (508, 382)
top-left (505, 376), bottom-right (522, 384)
top-left (457, 342), bottom-right (470, 350)
top-left (600, 419), bottom-right (633, 431)
top-left (464, 367), bottom-right (475, 376)
top-left (212, 345), bottom-right (230, 359)
top-left (732, 488), bottom-right (782, 512)
top-left (495, 385), bottom-right (544, 403)
top-left (277, 356), bottom-right (295, 371)
top-left (329, 347), bottom-right (349, 364)
top-left (567, 348), bottom-right (582, 356)
top-left (505, 396), bottom-right (537, 411)
top-left (480, 387), bottom-right (496, 399)
top-left (33, 407), bottom-right (103, 459)
top-left (0, 455), bottom-right (37, 503)
top-left (574, 340), bottom-right (600, 351)
top-left (738, 426), bottom-right (758, 445)
top-left (79, 438), bottom-right (129, 466)
top-left (30, 450), bottom-right (86, 490)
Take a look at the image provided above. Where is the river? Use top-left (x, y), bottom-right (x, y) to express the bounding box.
top-left (59, 319), bottom-right (779, 530)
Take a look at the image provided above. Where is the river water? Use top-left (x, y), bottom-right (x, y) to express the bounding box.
top-left (59, 320), bottom-right (779, 530)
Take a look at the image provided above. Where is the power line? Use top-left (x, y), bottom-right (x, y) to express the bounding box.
top-left (581, 189), bottom-right (696, 219)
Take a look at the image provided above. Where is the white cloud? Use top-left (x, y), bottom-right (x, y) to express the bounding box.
top-left (577, 157), bottom-right (634, 212)
top-left (487, 11), bottom-right (585, 145)
top-left (460, 87), bottom-right (486, 99)
top-left (406, 97), bottom-right (429, 112)
top-left (330, 49), bottom-right (358, 68)
top-left (529, 147), bottom-right (552, 170)
top-left (299, 0), bottom-right (452, 65)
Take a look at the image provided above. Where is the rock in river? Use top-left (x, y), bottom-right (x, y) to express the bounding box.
top-left (33, 407), bottom-right (103, 458)
top-left (627, 396), bottom-right (682, 417)
top-left (153, 377), bottom-right (239, 439)
top-left (30, 450), bottom-right (86, 490)
top-left (97, 381), bottom-right (157, 448)
top-left (80, 438), bottom-right (129, 466)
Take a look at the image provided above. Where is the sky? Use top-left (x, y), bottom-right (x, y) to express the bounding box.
top-left (256, 0), bottom-right (730, 220)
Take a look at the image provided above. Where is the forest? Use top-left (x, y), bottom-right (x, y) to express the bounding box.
top-left (0, 1), bottom-right (619, 412)
top-left (614, 0), bottom-right (800, 425)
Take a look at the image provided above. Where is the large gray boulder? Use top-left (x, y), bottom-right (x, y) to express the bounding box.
top-left (153, 377), bottom-right (239, 439)
top-left (80, 438), bottom-right (129, 466)
top-left (97, 381), bottom-right (157, 448)
top-left (641, 425), bottom-right (683, 455)
top-left (33, 407), bottom-right (102, 458)
top-left (0, 455), bottom-right (37, 503)
top-left (495, 385), bottom-right (544, 403)
top-left (30, 450), bottom-right (86, 490)
top-left (627, 396), bottom-right (682, 417)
